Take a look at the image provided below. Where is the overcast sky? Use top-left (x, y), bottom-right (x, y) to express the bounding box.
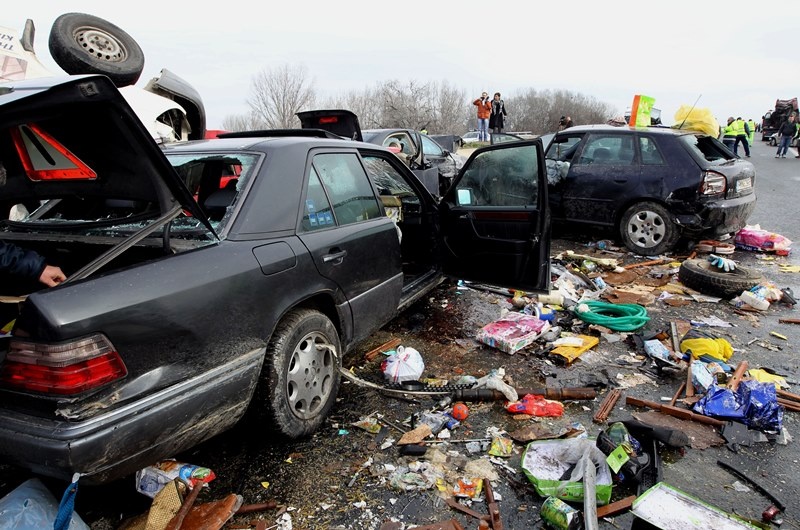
top-left (6, 1), bottom-right (797, 130)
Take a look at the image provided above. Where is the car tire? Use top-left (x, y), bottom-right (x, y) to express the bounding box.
top-left (48, 13), bottom-right (145, 87)
top-left (261, 308), bottom-right (341, 438)
top-left (619, 201), bottom-right (679, 256)
top-left (678, 258), bottom-right (764, 299)
top-left (770, 137), bottom-right (777, 147)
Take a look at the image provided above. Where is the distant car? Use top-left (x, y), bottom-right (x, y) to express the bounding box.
top-left (295, 111), bottom-right (466, 196)
top-left (0, 75), bottom-right (551, 483)
top-left (545, 124), bottom-right (757, 255)
top-left (765, 132), bottom-right (797, 148)
top-left (1, 12), bottom-right (205, 143)
top-left (461, 131), bottom-right (491, 143)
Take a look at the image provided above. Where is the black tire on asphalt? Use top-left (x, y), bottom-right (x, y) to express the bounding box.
top-left (678, 258), bottom-right (764, 299)
top-left (770, 137), bottom-right (777, 147)
top-left (260, 308), bottom-right (341, 439)
top-left (619, 201), bottom-right (680, 256)
top-left (48, 13), bottom-right (145, 87)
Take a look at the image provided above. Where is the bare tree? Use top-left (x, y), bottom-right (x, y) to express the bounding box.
top-left (247, 64), bottom-right (316, 129)
top-left (221, 111), bottom-right (266, 132)
top-left (510, 88), bottom-right (616, 135)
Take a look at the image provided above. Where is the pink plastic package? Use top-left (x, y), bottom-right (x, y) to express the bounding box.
top-left (734, 225), bottom-right (792, 255)
top-left (477, 312), bottom-right (550, 354)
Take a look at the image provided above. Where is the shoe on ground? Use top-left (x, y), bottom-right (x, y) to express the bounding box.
top-left (782, 155), bottom-right (787, 158)
top-left (776, 154), bottom-right (781, 158)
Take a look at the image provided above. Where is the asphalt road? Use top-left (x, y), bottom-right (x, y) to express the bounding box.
top-left (3, 138), bottom-right (800, 529)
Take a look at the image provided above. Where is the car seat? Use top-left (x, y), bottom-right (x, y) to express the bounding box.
top-left (203, 179), bottom-right (238, 221)
top-left (592, 147), bottom-right (611, 163)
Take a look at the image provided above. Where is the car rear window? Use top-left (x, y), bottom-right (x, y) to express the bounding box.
top-left (679, 135), bottom-right (734, 163)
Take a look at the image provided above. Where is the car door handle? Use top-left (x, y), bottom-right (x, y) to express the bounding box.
top-left (323, 249), bottom-right (348, 263)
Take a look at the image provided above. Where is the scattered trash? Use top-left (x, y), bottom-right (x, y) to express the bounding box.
top-left (506, 394), bottom-right (565, 417)
top-left (521, 438), bottom-right (614, 505)
top-left (135, 460), bottom-right (215, 498)
top-left (381, 345), bottom-right (425, 383)
top-left (0, 478), bottom-right (89, 530)
top-left (551, 334), bottom-right (600, 363)
top-left (631, 482), bottom-right (763, 529)
top-left (540, 496), bottom-right (582, 530)
top-left (735, 225), bottom-right (792, 255)
top-left (694, 381), bottom-right (784, 433)
top-left (476, 311), bottom-right (550, 354)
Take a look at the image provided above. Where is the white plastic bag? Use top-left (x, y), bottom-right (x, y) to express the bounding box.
top-left (381, 346), bottom-right (424, 383)
top-left (0, 478), bottom-right (89, 530)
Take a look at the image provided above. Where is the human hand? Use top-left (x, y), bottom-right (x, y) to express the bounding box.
top-left (708, 254), bottom-right (736, 272)
top-left (39, 264), bottom-right (66, 287)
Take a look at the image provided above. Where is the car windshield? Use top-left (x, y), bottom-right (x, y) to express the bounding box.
top-left (679, 134), bottom-right (735, 163)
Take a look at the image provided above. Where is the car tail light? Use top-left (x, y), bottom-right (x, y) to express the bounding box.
top-left (699, 170), bottom-right (727, 196)
top-left (0, 334), bottom-right (127, 395)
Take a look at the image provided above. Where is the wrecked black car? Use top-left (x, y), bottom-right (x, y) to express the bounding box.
top-left (545, 125), bottom-right (757, 255)
top-left (0, 75), bottom-right (551, 483)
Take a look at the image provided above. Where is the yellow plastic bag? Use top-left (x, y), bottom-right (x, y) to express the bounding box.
top-left (680, 337), bottom-right (733, 362)
top-left (672, 105), bottom-right (720, 137)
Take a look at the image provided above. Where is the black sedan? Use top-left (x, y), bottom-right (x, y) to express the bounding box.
top-left (545, 125), bottom-right (756, 255)
top-left (0, 75), bottom-right (551, 483)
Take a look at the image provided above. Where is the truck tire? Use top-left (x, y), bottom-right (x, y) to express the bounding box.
top-left (49, 13), bottom-right (145, 87)
top-left (678, 258), bottom-right (764, 299)
top-left (261, 309), bottom-right (341, 438)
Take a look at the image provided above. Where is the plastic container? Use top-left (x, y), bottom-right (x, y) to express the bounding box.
top-left (539, 293), bottom-right (565, 306)
top-left (739, 290), bottom-right (769, 311)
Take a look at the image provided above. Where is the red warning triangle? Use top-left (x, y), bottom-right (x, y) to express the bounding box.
top-left (11, 123), bottom-right (97, 181)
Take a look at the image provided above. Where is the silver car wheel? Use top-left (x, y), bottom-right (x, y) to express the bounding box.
top-left (73, 25), bottom-right (129, 63)
top-left (626, 208), bottom-right (667, 249)
top-left (286, 331), bottom-right (336, 420)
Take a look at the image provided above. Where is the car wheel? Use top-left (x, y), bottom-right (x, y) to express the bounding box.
top-left (678, 258), bottom-right (764, 299)
top-left (261, 308), bottom-right (341, 438)
top-left (770, 137), bottom-right (777, 147)
top-left (48, 13), bottom-right (145, 87)
top-left (619, 201), bottom-right (679, 256)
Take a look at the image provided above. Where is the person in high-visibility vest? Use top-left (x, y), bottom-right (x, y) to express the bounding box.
top-left (733, 117), bottom-right (751, 157)
top-left (747, 118), bottom-right (756, 149)
top-left (721, 117), bottom-right (737, 151)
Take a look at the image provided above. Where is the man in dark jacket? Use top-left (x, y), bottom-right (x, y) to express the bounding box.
top-left (0, 241), bottom-right (66, 287)
top-left (775, 114), bottom-right (797, 158)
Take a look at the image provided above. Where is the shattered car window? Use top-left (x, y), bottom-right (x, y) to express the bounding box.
top-left (680, 135), bottom-right (734, 163)
top-left (456, 145), bottom-right (539, 207)
top-left (166, 152), bottom-right (260, 226)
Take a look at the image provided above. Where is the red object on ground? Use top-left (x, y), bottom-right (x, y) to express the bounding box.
top-left (505, 394), bottom-right (564, 417)
top-left (451, 403), bottom-right (469, 421)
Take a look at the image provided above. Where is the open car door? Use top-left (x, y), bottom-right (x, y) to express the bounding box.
top-left (439, 140), bottom-right (550, 292)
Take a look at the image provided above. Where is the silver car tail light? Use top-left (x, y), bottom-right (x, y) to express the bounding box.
top-left (699, 170), bottom-right (726, 196)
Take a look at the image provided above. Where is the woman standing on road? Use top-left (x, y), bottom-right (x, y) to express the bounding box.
top-left (489, 93), bottom-right (507, 134)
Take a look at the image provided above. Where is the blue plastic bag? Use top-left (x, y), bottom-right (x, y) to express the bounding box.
top-left (694, 381), bottom-right (783, 433)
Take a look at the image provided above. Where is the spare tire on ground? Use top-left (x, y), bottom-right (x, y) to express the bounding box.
top-left (49, 12), bottom-right (145, 87)
top-left (678, 258), bottom-right (764, 299)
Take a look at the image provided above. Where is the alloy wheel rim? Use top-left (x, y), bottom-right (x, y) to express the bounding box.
top-left (627, 209), bottom-right (666, 249)
top-left (286, 331), bottom-right (335, 420)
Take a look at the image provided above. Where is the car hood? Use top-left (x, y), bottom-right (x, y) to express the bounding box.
top-left (0, 75), bottom-right (213, 229)
top-left (297, 109), bottom-right (363, 142)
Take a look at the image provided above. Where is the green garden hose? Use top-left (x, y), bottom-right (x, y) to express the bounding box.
top-left (573, 301), bottom-right (649, 331)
